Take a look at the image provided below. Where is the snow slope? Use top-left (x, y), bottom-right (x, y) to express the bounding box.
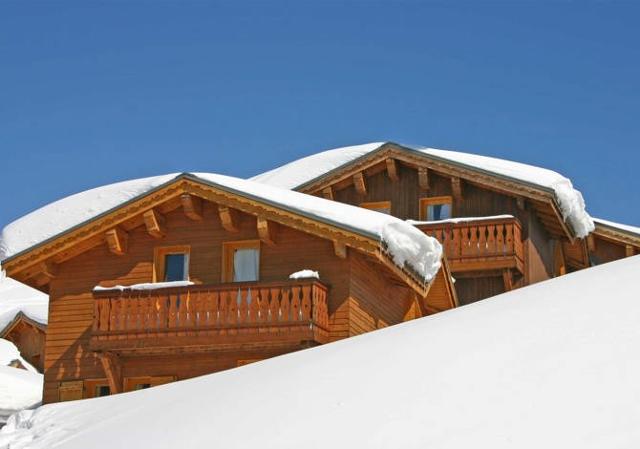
top-left (0, 173), bottom-right (442, 282)
top-left (250, 142), bottom-right (594, 238)
top-left (2, 256), bottom-right (639, 449)
top-left (0, 340), bottom-right (42, 427)
top-left (0, 274), bottom-right (48, 334)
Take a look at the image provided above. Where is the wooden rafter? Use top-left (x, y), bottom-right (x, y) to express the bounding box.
top-left (333, 241), bottom-right (347, 259)
top-left (626, 245), bottom-right (635, 258)
top-left (386, 159), bottom-right (399, 182)
top-left (516, 197), bottom-right (525, 210)
top-left (257, 217), bottom-right (276, 246)
top-left (99, 352), bottom-right (122, 394)
top-left (451, 177), bottom-right (463, 201)
top-left (418, 167), bottom-right (429, 191)
top-left (105, 227), bottom-right (128, 256)
top-left (353, 172), bottom-right (367, 195)
top-left (322, 187), bottom-right (334, 200)
top-left (143, 209), bottom-right (166, 238)
top-left (180, 194), bottom-right (203, 220)
top-left (218, 205), bottom-right (239, 233)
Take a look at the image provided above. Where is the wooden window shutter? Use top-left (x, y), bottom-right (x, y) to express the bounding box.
top-left (58, 380), bottom-right (84, 402)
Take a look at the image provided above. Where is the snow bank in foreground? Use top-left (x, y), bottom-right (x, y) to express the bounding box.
top-left (0, 172), bottom-right (442, 283)
top-left (251, 142), bottom-right (594, 238)
top-left (0, 274), bottom-right (48, 333)
top-left (0, 366), bottom-right (42, 427)
top-left (3, 256), bottom-right (640, 448)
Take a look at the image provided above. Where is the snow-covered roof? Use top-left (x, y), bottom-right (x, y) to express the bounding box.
top-left (594, 217), bottom-right (640, 237)
top-left (2, 255), bottom-right (639, 447)
top-left (0, 173), bottom-right (442, 283)
top-left (250, 142), bottom-right (595, 238)
top-left (0, 275), bottom-right (48, 335)
top-left (0, 339), bottom-right (41, 426)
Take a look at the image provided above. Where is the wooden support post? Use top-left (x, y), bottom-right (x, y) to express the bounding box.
top-left (180, 194), bottom-right (203, 220)
top-left (333, 241), bottom-right (347, 259)
top-left (143, 209), bottom-right (166, 238)
top-left (502, 269), bottom-right (513, 292)
top-left (626, 245), bottom-right (635, 258)
top-left (322, 187), bottom-right (334, 200)
top-left (99, 352), bottom-right (122, 394)
top-left (353, 172), bottom-right (367, 195)
top-left (516, 197), bottom-right (525, 210)
top-left (587, 234), bottom-right (596, 252)
top-left (105, 227), bottom-right (128, 256)
top-left (218, 206), bottom-right (239, 233)
top-left (386, 159), bottom-right (399, 182)
top-left (257, 217), bottom-right (276, 246)
top-left (418, 167), bottom-right (429, 191)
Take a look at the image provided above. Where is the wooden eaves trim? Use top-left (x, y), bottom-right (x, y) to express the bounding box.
top-left (593, 222), bottom-right (640, 248)
top-left (293, 142), bottom-right (577, 242)
top-left (3, 174), bottom-right (434, 296)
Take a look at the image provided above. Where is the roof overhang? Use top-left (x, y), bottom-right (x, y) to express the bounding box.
top-left (0, 311), bottom-right (47, 338)
top-left (292, 142), bottom-right (577, 242)
top-left (3, 174), bottom-right (437, 297)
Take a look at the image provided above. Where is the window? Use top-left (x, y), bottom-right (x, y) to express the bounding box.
top-left (124, 376), bottom-right (175, 392)
top-left (222, 240), bottom-right (260, 283)
top-left (153, 246), bottom-right (190, 282)
top-left (360, 201), bottom-right (392, 215)
top-left (84, 379), bottom-right (111, 398)
top-left (419, 196), bottom-right (452, 221)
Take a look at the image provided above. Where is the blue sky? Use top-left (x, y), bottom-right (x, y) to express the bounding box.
top-left (1, 1), bottom-right (638, 227)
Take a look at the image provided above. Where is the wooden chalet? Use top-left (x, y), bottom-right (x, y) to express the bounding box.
top-left (0, 173), bottom-right (455, 404)
top-left (253, 142), bottom-right (636, 305)
top-left (0, 312), bottom-right (46, 372)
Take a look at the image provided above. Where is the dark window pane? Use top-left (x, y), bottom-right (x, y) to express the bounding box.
top-left (164, 254), bottom-right (186, 281)
top-left (95, 385), bottom-right (110, 397)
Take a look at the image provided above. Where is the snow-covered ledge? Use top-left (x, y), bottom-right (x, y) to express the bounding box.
top-left (289, 270), bottom-right (319, 280)
top-left (93, 281), bottom-right (194, 292)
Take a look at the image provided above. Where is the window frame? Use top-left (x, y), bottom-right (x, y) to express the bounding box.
top-left (359, 201), bottom-right (392, 215)
top-left (419, 196), bottom-right (453, 221)
top-left (221, 240), bottom-right (261, 283)
top-left (153, 245), bottom-right (191, 282)
top-left (124, 376), bottom-right (176, 392)
top-left (84, 378), bottom-right (111, 398)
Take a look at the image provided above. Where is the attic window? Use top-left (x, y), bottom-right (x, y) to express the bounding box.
top-left (154, 246), bottom-right (190, 282)
top-left (419, 196), bottom-right (452, 221)
top-left (360, 201), bottom-right (391, 215)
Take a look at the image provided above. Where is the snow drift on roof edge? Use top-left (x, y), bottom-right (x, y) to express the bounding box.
top-left (3, 255), bottom-right (640, 448)
top-left (0, 172), bottom-right (442, 283)
top-left (251, 142), bottom-right (595, 238)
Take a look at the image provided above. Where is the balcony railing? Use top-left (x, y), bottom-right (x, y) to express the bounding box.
top-left (90, 280), bottom-right (329, 352)
top-left (415, 216), bottom-right (524, 274)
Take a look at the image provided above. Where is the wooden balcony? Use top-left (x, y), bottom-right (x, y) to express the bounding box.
top-left (90, 280), bottom-right (330, 353)
top-left (415, 216), bottom-right (525, 274)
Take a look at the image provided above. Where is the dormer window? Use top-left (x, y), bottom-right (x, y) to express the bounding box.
top-left (222, 240), bottom-right (260, 282)
top-left (154, 246), bottom-right (190, 282)
top-left (360, 201), bottom-right (392, 215)
top-left (419, 196), bottom-right (452, 221)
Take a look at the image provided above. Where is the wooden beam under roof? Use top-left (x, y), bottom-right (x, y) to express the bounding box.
top-left (218, 205), bottom-right (239, 233)
top-left (257, 217), bottom-right (276, 246)
top-left (181, 194), bottom-right (203, 220)
top-left (451, 176), bottom-right (463, 201)
top-left (626, 245), bottom-right (635, 258)
top-left (353, 172), bottom-right (367, 195)
top-left (143, 209), bottom-right (166, 239)
top-left (105, 227), bottom-right (128, 256)
top-left (322, 187), bottom-right (334, 200)
top-left (386, 159), bottom-right (399, 182)
top-left (333, 241), bottom-right (347, 259)
top-left (418, 167), bottom-right (430, 191)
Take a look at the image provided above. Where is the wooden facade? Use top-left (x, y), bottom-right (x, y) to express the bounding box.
top-left (2, 176), bottom-right (455, 404)
top-left (289, 143), bottom-right (639, 305)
